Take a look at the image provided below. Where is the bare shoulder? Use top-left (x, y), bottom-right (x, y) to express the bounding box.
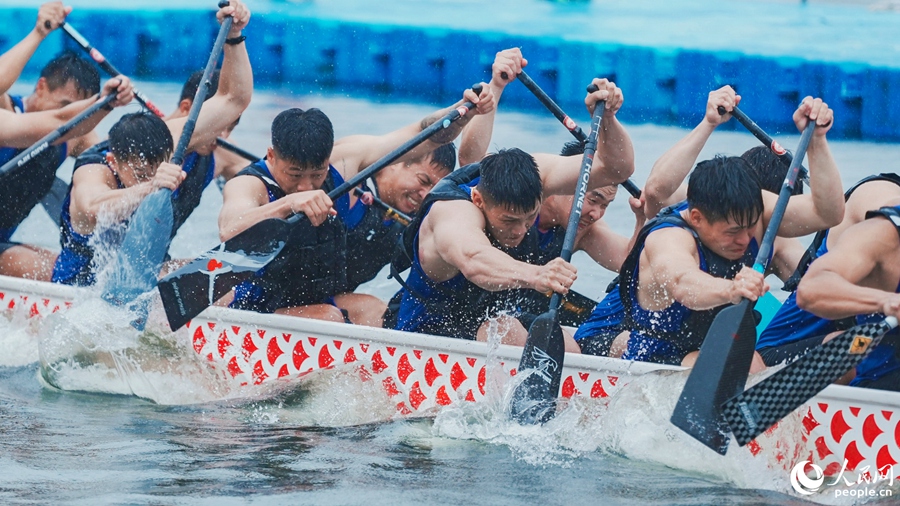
top-left (72, 163), bottom-right (116, 189)
top-left (223, 173), bottom-right (270, 206)
top-left (643, 225), bottom-right (698, 260)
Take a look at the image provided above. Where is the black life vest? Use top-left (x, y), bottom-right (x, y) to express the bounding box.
top-left (230, 161), bottom-right (348, 312)
top-left (344, 180), bottom-right (405, 292)
top-left (618, 203), bottom-right (758, 355)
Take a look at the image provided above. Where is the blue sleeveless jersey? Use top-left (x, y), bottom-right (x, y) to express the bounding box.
top-left (575, 201), bottom-right (760, 365)
top-left (757, 233), bottom-right (835, 349)
top-left (395, 182), bottom-right (481, 337)
top-left (52, 142), bottom-right (124, 286)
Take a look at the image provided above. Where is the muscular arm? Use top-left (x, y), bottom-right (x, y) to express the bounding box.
top-left (770, 98), bottom-right (844, 237)
top-left (69, 164), bottom-right (156, 235)
top-left (169, 16), bottom-right (253, 154)
top-left (331, 89), bottom-right (490, 180)
top-left (0, 94), bottom-right (112, 149)
top-left (421, 200), bottom-right (543, 291)
top-left (640, 227), bottom-right (735, 311)
top-left (643, 87), bottom-right (736, 218)
top-left (218, 175), bottom-right (292, 241)
top-left (457, 48), bottom-right (523, 166)
top-left (643, 121), bottom-right (715, 218)
top-left (797, 219), bottom-right (900, 320)
top-left (576, 220), bottom-right (632, 272)
top-left (0, 32), bottom-right (43, 96)
top-left (0, 2), bottom-right (69, 94)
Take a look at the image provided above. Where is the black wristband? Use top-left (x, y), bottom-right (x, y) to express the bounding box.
top-left (225, 35), bottom-right (246, 45)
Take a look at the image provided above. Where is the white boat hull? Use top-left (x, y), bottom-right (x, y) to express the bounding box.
top-left (3, 274), bottom-right (899, 481)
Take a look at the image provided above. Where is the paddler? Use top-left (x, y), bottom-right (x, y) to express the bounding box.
top-left (0, 2), bottom-right (134, 280)
top-left (50, 0), bottom-right (252, 285)
top-left (793, 197), bottom-right (900, 391)
top-left (219, 86), bottom-right (494, 326)
top-left (444, 48), bottom-right (645, 341)
top-left (573, 90), bottom-right (844, 367)
top-left (393, 77), bottom-right (635, 351)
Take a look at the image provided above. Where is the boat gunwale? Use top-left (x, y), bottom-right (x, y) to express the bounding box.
top-left (3, 274), bottom-right (899, 410)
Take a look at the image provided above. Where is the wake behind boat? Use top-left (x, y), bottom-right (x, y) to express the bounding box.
top-left (5, 273), bottom-right (899, 487)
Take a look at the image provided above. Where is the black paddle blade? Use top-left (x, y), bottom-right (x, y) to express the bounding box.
top-left (722, 317), bottom-right (897, 447)
top-left (510, 310), bottom-right (565, 425)
top-left (158, 218), bottom-right (292, 330)
top-left (671, 299), bottom-right (757, 455)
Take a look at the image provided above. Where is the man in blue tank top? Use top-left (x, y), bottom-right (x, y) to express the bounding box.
top-left (795, 199), bottom-right (900, 391)
top-left (220, 85), bottom-right (496, 326)
top-left (394, 78), bottom-right (636, 346)
top-left (574, 93), bottom-right (844, 367)
top-left (451, 49), bottom-right (647, 333)
top-left (52, 113), bottom-right (184, 286)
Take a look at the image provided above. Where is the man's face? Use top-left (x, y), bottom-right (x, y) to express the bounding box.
top-left (576, 185), bottom-right (616, 231)
top-left (379, 157), bottom-right (449, 214)
top-left (107, 152), bottom-right (160, 189)
top-left (689, 208), bottom-right (758, 261)
top-left (474, 189), bottom-right (540, 249)
top-left (267, 147), bottom-right (328, 194)
top-left (30, 79), bottom-right (88, 112)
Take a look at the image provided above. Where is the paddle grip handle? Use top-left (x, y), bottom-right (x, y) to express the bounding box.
top-left (753, 120), bottom-right (816, 272)
top-left (0, 93), bottom-right (116, 176)
top-left (718, 105), bottom-right (809, 183)
top-left (325, 83), bottom-right (482, 203)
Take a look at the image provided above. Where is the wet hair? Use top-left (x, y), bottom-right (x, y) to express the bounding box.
top-left (179, 69), bottom-right (220, 104)
top-left (271, 108), bottom-right (334, 169)
top-left (560, 140), bottom-right (585, 157)
top-left (39, 51), bottom-right (100, 97)
top-left (740, 146), bottom-right (804, 196)
top-left (687, 155), bottom-right (763, 228)
top-left (430, 143), bottom-right (457, 173)
top-left (108, 112), bottom-right (174, 166)
top-left (477, 148), bottom-right (542, 213)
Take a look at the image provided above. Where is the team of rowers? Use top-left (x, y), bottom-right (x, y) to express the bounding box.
top-left (2, 2), bottom-right (898, 393)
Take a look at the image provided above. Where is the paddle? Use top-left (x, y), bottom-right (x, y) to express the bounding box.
top-left (670, 120), bottom-right (817, 455)
top-left (503, 69), bottom-right (642, 199)
top-left (0, 92), bottom-right (116, 176)
top-left (215, 137), bottom-right (260, 162)
top-left (722, 316), bottom-right (898, 446)
top-left (718, 105), bottom-right (809, 184)
top-left (101, 1), bottom-right (232, 316)
top-left (157, 84), bottom-right (485, 331)
top-left (509, 85), bottom-right (604, 425)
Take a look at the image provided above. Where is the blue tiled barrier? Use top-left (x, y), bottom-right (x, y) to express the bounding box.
top-left (2, 5), bottom-right (900, 141)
